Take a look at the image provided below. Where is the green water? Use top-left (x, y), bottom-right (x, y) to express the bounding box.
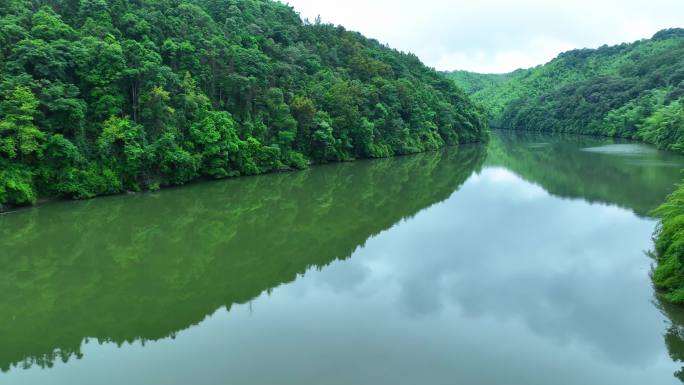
top-left (2, 131), bottom-right (684, 385)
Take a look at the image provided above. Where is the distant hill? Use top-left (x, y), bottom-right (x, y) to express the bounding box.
top-left (443, 70), bottom-right (515, 94)
top-left (446, 28), bottom-right (684, 153)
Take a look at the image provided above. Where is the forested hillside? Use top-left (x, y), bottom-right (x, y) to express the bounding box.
top-left (0, 0), bottom-right (488, 209)
top-left (444, 70), bottom-right (516, 95)
top-left (448, 29), bottom-right (684, 153)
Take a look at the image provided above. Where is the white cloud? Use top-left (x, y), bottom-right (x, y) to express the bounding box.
top-left (280, 0), bottom-right (684, 73)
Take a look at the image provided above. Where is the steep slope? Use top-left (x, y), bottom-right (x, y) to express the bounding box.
top-left (0, 0), bottom-right (488, 209)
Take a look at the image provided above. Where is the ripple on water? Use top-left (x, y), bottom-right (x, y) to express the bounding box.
top-left (581, 144), bottom-right (658, 156)
top-left (527, 143), bottom-right (551, 149)
top-left (625, 160), bottom-right (684, 168)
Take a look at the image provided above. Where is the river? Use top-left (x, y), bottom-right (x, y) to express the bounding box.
top-left (2, 131), bottom-right (684, 384)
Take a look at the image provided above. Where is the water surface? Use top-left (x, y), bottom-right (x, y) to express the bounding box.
top-left (2, 131), bottom-right (684, 384)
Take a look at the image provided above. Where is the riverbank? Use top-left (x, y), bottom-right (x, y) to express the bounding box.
top-left (0, 139), bottom-right (489, 215)
top-left (652, 183), bottom-right (684, 303)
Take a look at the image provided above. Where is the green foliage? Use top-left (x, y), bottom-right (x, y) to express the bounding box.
top-left (0, 0), bottom-right (487, 208)
top-left (188, 110), bottom-right (240, 178)
top-left (153, 132), bottom-right (198, 185)
top-left (653, 183), bottom-right (684, 303)
top-left (641, 99), bottom-right (684, 152)
top-left (445, 70), bottom-right (515, 94)
top-left (97, 116), bottom-right (147, 189)
top-left (0, 86), bottom-right (44, 160)
top-left (0, 161), bottom-right (35, 206)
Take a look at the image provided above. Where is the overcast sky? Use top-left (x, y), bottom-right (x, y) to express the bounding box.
top-left (280, 0), bottom-right (684, 73)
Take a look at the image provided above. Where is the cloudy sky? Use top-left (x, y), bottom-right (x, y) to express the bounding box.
top-left (280, 0), bottom-right (684, 73)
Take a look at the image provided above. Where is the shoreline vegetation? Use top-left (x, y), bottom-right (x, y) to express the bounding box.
top-left (0, 0), bottom-right (488, 212)
top-left (652, 183), bottom-right (684, 303)
top-left (447, 29), bottom-right (684, 304)
top-left (0, 141), bottom-right (486, 214)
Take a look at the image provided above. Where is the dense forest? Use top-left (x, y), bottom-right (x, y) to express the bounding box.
top-left (0, 0), bottom-right (488, 209)
top-left (447, 29), bottom-right (684, 153)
